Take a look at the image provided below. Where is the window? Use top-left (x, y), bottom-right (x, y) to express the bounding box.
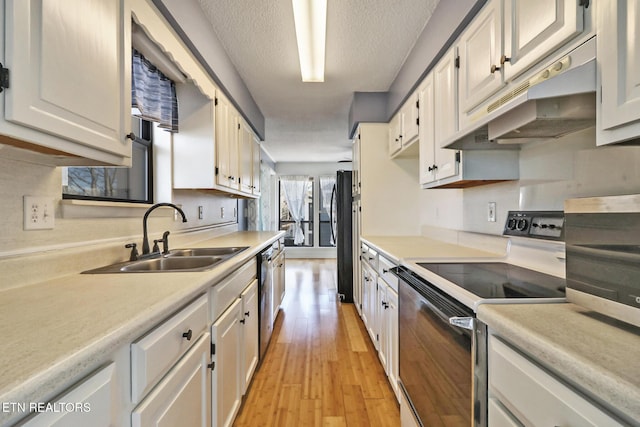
top-left (62, 117), bottom-right (153, 203)
top-left (318, 175), bottom-right (336, 247)
top-left (279, 176), bottom-right (314, 247)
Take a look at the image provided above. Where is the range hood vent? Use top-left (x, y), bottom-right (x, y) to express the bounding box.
top-left (447, 38), bottom-right (596, 150)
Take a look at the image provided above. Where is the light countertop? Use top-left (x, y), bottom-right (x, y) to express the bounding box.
top-left (360, 235), bottom-right (504, 263)
top-left (478, 303), bottom-right (640, 424)
top-left (0, 230), bottom-right (283, 426)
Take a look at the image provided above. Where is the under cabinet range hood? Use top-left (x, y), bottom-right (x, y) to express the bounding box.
top-left (448, 37), bottom-right (596, 150)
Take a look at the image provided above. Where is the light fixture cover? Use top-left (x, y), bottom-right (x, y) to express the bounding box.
top-left (292, 0), bottom-right (327, 82)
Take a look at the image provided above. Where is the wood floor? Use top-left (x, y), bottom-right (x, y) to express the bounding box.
top-left (233, 259), bottom-right (400, 427)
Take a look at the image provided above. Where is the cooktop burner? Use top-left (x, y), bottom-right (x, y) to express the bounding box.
top-left (417, 262), bottom-right (566, 299)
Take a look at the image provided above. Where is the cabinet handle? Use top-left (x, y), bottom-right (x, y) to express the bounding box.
top-left (207, 362), bottom-right (215, 371)
top-left (368, 256), bottom-right (374, 260)
top-left (500, 55), bottom-right (511, 65)
top-left (240, 319), bottom-right (246, 324)
top-left (126, 132), bottom-right (136, 141)
top-left (383, 269), bottom-right (389, 274)
top-left (182, 329), bottom-right (193, 341)
top-left (490, 64), bottom-right (500, 74)
top-left (245, 311), bottom-right (250, 317)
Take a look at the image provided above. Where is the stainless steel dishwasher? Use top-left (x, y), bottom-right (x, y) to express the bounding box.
top-left (258, 245), bottom-right (275, 361)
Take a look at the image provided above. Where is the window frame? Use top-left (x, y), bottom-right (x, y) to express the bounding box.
top-left (62, 119), bottom-right (154, 204)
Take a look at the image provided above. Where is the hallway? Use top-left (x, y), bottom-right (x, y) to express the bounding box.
top-left (233, 259), bottom-right (401, 427)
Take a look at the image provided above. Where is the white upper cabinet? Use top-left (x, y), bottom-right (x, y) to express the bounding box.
top-left (215, 93), bottom-right (236, 190)
top-left (1, 0), bottom-right (131, 165)
top-left (252, 136), bottom-right (261, 195)
top-left (418, 74), bottom-right (436, 185)
top-left (503, 0), bottom-right (584, 81)
top-left (434, 48), bottom-right (459, 147)
top-left (239, 119), bottom-right (254, 194)
top-left (597, 0), bottom-right (640, 145)
top-left (401, 93), bottom-right (419, 148)
top-left (388, 113), bottom-right (402, 155)
top-left (458, 0), bottom-right (505, 113)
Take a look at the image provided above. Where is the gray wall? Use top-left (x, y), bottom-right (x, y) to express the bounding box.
top-left (153, 0), bottom-right (265, 139)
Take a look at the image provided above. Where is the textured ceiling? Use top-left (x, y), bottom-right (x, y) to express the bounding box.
top-left (198, 0), bottom-right (440, 162)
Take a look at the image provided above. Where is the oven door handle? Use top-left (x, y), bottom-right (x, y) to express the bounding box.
top-left (449, 316), bottom-right (475, 331)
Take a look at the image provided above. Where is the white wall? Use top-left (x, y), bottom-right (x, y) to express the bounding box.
top-left (419, 127), bottom-right (640, 235)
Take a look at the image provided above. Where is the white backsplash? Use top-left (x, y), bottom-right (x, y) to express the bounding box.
top-left (421, 127), bottom-right (640, 235)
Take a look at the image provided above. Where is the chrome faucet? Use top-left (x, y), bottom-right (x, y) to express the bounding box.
top-left (142, 203), bottom-right (187, 255)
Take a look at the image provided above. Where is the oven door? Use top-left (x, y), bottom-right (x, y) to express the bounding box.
top-left (394, 267), bottom-right (486, 427)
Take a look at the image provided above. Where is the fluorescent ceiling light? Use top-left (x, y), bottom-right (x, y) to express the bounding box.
top-left (292, 0), bottom-right (327, 82)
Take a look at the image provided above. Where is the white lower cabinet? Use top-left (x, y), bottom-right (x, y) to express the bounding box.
top-left (132, 334), bottom-right (211, 427)
top-left (212, 298), bottom-right (243, 427)
top-left (361, 261), bottom-right (378, 347)
top-left (241, 280), bottom-right (259, 395)
top-left (488, 334), bottom-right (625, 427)
top-left (18, 364), bottom-right (115, 427)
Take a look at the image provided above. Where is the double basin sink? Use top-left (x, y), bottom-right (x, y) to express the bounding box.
top-left (84, 247), bottom-right (249, 274)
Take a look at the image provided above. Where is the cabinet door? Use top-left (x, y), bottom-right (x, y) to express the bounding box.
top-left (458, 0), bottom-right (505, 113)
top-left (272, 251), bottom-right (286, 316)
top-left (388, 113), bottom-right (402, 155)
top-left (598, 0), bottom-right (640, 143)
top-left (386, 286), bottom-right (399, 401)
top-left (434, 147), bottom-right (459, 182)
top-left (132, 334), bottom-right (211, 427)
top-left (215, 94), bottom-right (239, 190)
top-left (418, 74), bottom-right (436, 185)
top-left (503, 0), bottom-right (584, 81)
top-left (252, 136), bottom-right (261, 195)
top-left (241, 280), bottom-right (259, 394)
top-left (20, 364), bottom-right (115, 427)
top-left (377, 280), bottom-right (388, 372)
top-left (362, 264), bottom-right (378, 348)
top-left (4, 0), bottom-right (130, 160)
top-left (434, 48), bottom-right (459, 146)
top-left (212, 299), bottom-right (243, 427)
top-left (239, 120), bottom-right (253, 194)
top-left (402, 94), bottom-right (419, 146)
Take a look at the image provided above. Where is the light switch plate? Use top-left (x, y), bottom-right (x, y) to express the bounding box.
top-left (24, 196), bottom-right (55, 230)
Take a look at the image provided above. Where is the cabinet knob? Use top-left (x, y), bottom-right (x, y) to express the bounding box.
top-left (500, 55), bottom-right (511, 65)
top-left (490, 64), bottom-right (501, 74)
top-left (383, 269), bottom-right (389, 274)
top-left (207, 362), bottom-right (215, 371)
top-left (432, 164), bottom-right (438, 170)
top-left (182, 329), bottom-right (193, 341)
top-left (368, 256), bottom-right (374, 260)
top-left (126, 132), bottom-right (136, 141)
top-left (245, 311), bottom-right (250, 317)
top-left (240, 319), bottom-right (246, 324)
top-left (427, 165), bottom-right (433, 172)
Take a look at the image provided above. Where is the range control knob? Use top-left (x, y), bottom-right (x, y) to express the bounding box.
top-left (516, 219), bottom-right (528, 231)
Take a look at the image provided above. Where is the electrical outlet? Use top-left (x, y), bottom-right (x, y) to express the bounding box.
top-left (198, 205), bottom-right (204, 220)
top-left (24, 196), bottom-right (55, 230)
top-left (488, 202), bottom-right (497, 222)
top-left (221, 207), bottom-right (225, 218)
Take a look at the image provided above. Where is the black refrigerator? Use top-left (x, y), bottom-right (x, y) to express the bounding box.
top-left (331, 170), bottom-right (353, 302)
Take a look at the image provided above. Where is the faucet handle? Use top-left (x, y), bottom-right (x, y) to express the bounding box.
top-left (161, 231), bottom-right (170, 254)
top-left (152, 239), bottom-right (161, 253)
top-left (125, 243), bottom-right (139, 261)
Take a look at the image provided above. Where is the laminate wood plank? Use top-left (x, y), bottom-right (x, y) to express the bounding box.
top-left (233, 259), bottom-right (400, 427)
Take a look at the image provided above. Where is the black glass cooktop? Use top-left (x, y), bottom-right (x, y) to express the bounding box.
top-left (417, 262), bottom-right (566, 299)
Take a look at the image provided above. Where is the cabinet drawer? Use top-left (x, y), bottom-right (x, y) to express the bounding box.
top-left (377, 255), bottom-right (397, 292)
top-left (361, 244), bottom-right (377, 269)
top-left (132, 333), bottom-right (211, 427)
top-left (210, 258), bottom-right (257, 321)
top-left (488, 336), bottom-right (624, 427)
top-left (18, 364), bottom-right (115, 427)
top-left (131, 294), bottom-right (208, 403)
top-left (488, 398), bottom-right (522, 427)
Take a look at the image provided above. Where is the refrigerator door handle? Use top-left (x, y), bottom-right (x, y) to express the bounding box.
top-left (330, 184), bottom-right (336, 244)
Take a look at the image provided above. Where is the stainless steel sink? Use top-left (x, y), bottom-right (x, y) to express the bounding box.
top-left (166, 246), bottom-right (248, 258)
top-left (120, 256), bottom-right (224, 272)
top-left (83, 246), bottom-right (249, 274)
top-left (83, 255), bottom-right (224, 274)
